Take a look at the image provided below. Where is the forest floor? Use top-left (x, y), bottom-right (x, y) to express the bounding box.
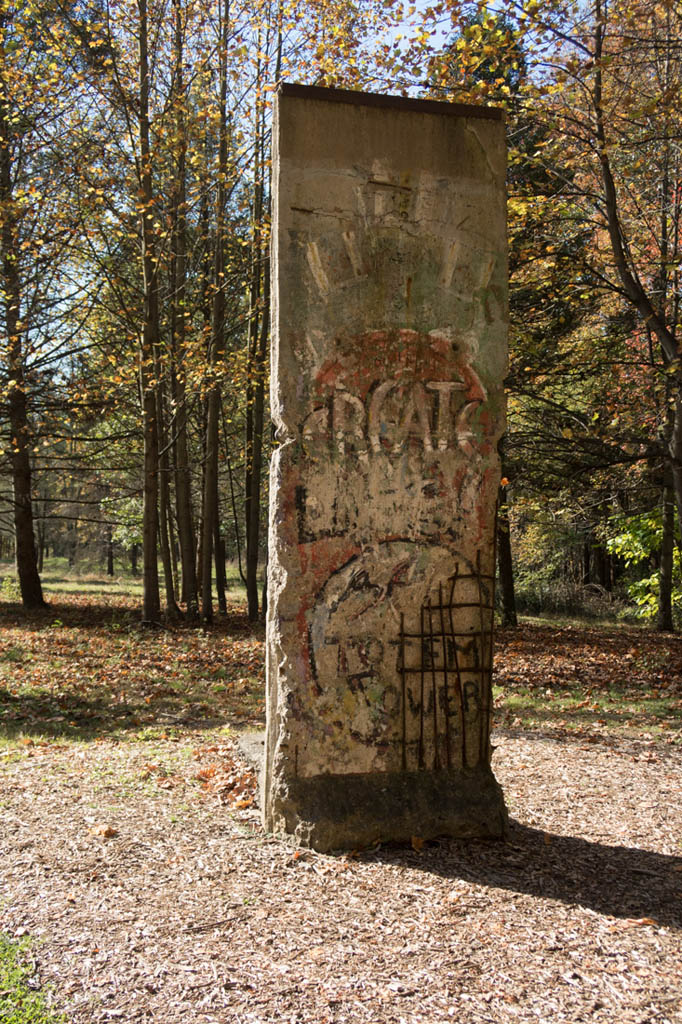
top-left (0, 589), bottom-right (680, 1023)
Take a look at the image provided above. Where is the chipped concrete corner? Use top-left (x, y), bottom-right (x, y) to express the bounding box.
top-left (263, 84), bottom-right (508, 851)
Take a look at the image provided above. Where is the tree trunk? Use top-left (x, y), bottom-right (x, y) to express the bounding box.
top-left (37, 512), bottom-right (45, 574)
top-left (156, 381), bottom-right (180, 618)
top-left (141, 374), bottom-right (160, 622)
top-left (169, 515), bottom-right (179, 602)
top-left (223, 408), bottom-right (246, 585)
top-left (138, 0), bottom-right (160, 623)
top-left (0, 90), bottom-right (44, 609)
top-left (593, 543), bottom-right (608, 590)
top-left (247, 262), bottom-right (269, 622)
top-left (256, 3), bottom-right (279, 629)
top-left (215, 520), bottom-right (227, 615)
top-left (657, 463), bottom-right (675, 631)
top-left (671, 393), bottom-right (682, 529)
top-left (261, 550), bottom-right (268, 621)
top-left (170, 0), bottom-right (198, 621)
top-left (201, 386), bottom-right (220, 623)
top-left (174, 384), bottom-right (197, 615)
top-left (245, 81), bottom-right (268, 623)
top-left (583, 540), bottom-right (591, 584)
top-left (496, 484), bottom-right (517, 628)
top-left (201, 0), bottom-right (229, 625)
top-left (107, 525), bottom-right (114, 576)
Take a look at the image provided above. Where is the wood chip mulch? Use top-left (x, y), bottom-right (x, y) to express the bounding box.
top-left (1, 727), bottom-right (681, 1024)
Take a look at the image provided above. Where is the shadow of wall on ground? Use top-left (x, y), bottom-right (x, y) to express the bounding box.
top-left (371, 819), bottom-right (682, 930)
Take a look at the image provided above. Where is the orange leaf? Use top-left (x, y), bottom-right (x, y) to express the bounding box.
top-left (91, 824), bottom-right (118, 838)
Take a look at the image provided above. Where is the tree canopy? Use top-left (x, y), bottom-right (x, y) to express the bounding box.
top-left (0, 0), bottom-right (680, 629)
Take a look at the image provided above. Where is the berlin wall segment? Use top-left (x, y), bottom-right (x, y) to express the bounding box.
top-left (263, 83), bottom-right (508, 851)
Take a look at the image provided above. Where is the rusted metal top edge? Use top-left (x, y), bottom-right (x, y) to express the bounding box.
top-left (278, 82), bottom-right (504, 121)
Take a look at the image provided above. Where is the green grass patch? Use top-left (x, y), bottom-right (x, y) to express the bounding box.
top-left (0, 557), bottom-right (255, 605)
top-left (0, 582), bottom-right (265, 748)
top-left (1, 584), bottom-right (678, 753)
top-left (0, 933), bottom-right (65, 1024)
top-left (516, 612), bottom-right (649, 632)
top-left (493, 620), bottom-right (682, 741)
top-left (493, 683), bottom-right (680, 736)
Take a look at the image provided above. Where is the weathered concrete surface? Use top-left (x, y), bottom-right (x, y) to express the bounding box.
top-left (264, 84), bottom-right (508, 851)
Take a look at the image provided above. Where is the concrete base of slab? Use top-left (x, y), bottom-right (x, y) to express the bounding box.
top-left (264, 766), bottom-right (507, 852)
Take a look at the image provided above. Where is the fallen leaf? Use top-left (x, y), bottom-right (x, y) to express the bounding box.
top-left (91, 824), bottom-right (118, 838)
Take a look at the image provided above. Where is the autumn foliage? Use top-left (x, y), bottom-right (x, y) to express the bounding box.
top-left (0, 0), bottom-right (681, 628)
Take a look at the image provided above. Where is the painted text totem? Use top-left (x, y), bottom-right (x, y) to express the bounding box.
top-left (263, 84), bottom-right (508, 850)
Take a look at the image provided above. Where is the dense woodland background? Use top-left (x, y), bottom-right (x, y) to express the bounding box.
top-left (1, 0), bottom-right (681, 630)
